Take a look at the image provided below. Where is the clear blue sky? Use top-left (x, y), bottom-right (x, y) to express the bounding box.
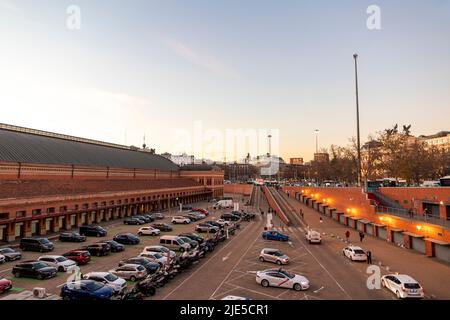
top-left (1, 0), bottom-right (449, 161)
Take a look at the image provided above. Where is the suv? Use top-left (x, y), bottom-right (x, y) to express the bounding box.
top-left (81, 243), bottom-right (111, 257)
top-left (118, 257), bottom-right (160, 274)
top-left (305, 229), bottom-right (322, 244)
top-left (83, 272), bottom-right (127, 295)
top-left (38, 255), bottom-right (77, 272)
top-left (159, 235), bottom-right (191, 252)
top-left (59, 232), bottom-right (87, 243)
top-left (124, 218), bottom-right (145, 225)
top-left (171, 216), bottom-right (191, 224)
top-left (19, 238), bottom-right (54, 252)
top-left (142, 246), bottom-right (176, 259)
top-left (98, 240), bottom-right (125, 253)
top-left (196, 223), bottom-right (219, 233)
top-left (79, 225), bottom-right (107, 237)
top-left (220, 213), bottom-right (240, 222)
top-left (12, 261), bottom-right (57, 279)
top-left (113, 233), bottom-right (140, 245)
top-left (62, 250), bottom-right (91, 265)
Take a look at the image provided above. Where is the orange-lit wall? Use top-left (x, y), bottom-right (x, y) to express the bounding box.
top-left (282, 186), bottom-right (450, 243)
top-left (224, 184), bottom-right (253, 196)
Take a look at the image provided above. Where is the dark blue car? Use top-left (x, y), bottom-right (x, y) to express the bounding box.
top-left (113, 233), bottom-right (140, 245)
top-left (60, 280), bottom-right (115, 300)
top-left (262, 230), bottom-right (289, 241)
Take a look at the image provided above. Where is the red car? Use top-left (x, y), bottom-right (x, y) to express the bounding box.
top-left (0, 277), bottom-right (12, 294)
top-left (62, 250), bottom-right (91, 265)
top-left (192, 208), bottom-right (209, 216)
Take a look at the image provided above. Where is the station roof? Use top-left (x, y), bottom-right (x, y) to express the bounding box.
top-left (0, 124), bottom-right (179, 171)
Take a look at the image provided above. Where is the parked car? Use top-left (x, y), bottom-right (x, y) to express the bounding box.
top-left (81, 243), bottom-right (111, 257)
top-left (79, 225), bottom-right (107, 237)
top-left (138, 226), bottom-right (160, 236)
top-left (62, 250), bottom-right (91, 265)
top-left (220, 213), bottom-right (240, 222)
top-left (185, 212), bottom-right (205, 221)
top-left (205, 221), bottom-right (224, 229)
top-left (159, 235), bottom-right (191, 252)
top-left (151, 223), bottom-right (173, 232)
top-left (262, 230), bottom-right (289, 241)
top-left (196, 223), bottom-right (219, 233)
top-left (0, 248), bottom-right (22, 261)
top-left (0, 254), bottom-right (5, 264)
top-left (60, 280), bottom-right (115, 300)
top-left (178, 236), bottom-right (199, 249)
top-left (59, 232), bottom-right (87, 243)
top-left (192, 208), bottom-right (209, 216)
top-left (342, 246), bottom-right (367, 262)
top-left (381, 274), bottom-right (424, 299)
top-left (113, 233), bottom-right (140, 245)
top-left (12, 261), bottom-right (57, 279)
top-left (256, 268), bottom-right (309, 291)
top-left (142, 245), bottom-right (176, 259)
top-left (118, 257), bottom-right (160, 274)
top-left (83, 272), bottom-right (127, 295)
top-left (153, 213), bottom-right (165, 220)
top-left (0, 277), bottom-right (12, 294)
top-left (182, 205), bottom-right (193, 211)
top-left (139, 252), bottom-right (168, 266)
top-left (38, 255), bottom-right (77, 272)
top-left (135, 215), bottom-right (152, 223)
top-left (172, 216), bottom-right (191, 224)
top-left (259, 248), bottom-right (289, 265)
top-left (97, 240), bottom-right (124, 253)
top-left (179, 233), bottom-right (204, 244)
top-left (124, 218), bottom-right (145, 225)
top-left (109, 264), bottom-right (147, 281)
top-left (19, 237), bottom-right (54, 252)
top-left (215, 219), bottom-right (232, 227)
top-left (305, 229), bottom-right (322, 244)
top-left (141, 214), bottom-right (156, 222)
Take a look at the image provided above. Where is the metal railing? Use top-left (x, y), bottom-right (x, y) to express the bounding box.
top-left (376, 205), bottom-right (450, 229)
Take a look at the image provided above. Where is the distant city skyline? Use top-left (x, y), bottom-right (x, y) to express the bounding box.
top-left (1, 0), bottom-right (449, 162)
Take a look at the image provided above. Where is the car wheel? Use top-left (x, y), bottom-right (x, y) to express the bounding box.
top-left (184, 221), bottom-right (189, 224)
top-left (148, 287), bottom-right (156, 296)
top-left (381, 279), bottom-right (386, 287)
top-left (261, 279), bottom-right (269, 288)
top-left (14, 272), bottom-right (20, 278)
top-left (130, 276), bottom-right (136, 282)
top-left (259, 257), bottom-right (265, 262)
top-left (276, 260), bottom-right (282, 265)
top-left (37, 274), bottom-right (44, 280)
top-left (58, 266), bottom-right (65, 272)
top-left (396, 291), bottom-right (402, 299)
top-left (293, 283), bottom-right (302, 291)
top-left (63, 295), bottom-right (71, 301)
top-left (97, 234), bottom-right (100, 237)
top-left (96, 252), bottom-right (101, 257)
top-left (138, 232), bottom-right (142, 236)
top-left (180, 248), bottom-right (185, 252)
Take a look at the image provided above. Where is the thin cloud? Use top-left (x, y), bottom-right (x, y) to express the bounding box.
top-left (0, 0), bottom-right (19, 12)
top-left (164, 37), bottom-right (240, 79)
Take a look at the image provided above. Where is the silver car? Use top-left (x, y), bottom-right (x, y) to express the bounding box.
top-left (259, 248), bottom-right (289, 265)
top-left (109, 264), bottom-right (147, 281)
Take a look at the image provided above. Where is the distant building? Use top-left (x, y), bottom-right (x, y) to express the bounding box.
top-left (290, 157), bottom-right (304, 165)
top-left (419, 131), bottom-right (450, 152)
top-left (313, 153), bottom-right (329, 163)
top-left (161, 152), bottom-right (195, 167)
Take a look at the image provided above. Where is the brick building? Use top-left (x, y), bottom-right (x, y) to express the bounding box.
top-left (0, 124), bottom-right (224, 243)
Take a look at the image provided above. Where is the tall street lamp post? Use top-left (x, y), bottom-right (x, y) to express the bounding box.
top-left (353, 53), bottom-right (362, 187)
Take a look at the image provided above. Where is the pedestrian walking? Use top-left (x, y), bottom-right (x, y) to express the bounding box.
top-left (300, 209), bottom-right (304, 219)
top-left (366, 250), bottom-right (372, 264)
top-left (319, 217), bottom-right (323, 223)
top-left (359, 231), bottom-right (365, 242)
top-left (345, 230), bottom-right (350, 242)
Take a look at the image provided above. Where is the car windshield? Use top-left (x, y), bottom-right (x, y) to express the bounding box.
top-left (34, 262), bottom-right (49, 269)
top-left (0, 248), bottom-right (14, 253)
top-left (108, 241), bottom-right (119, 246)
top-left (105, 273), bottom-right (118, 282)
top-left (404, 283), bottom-right (421, 289)
top-left (136, 265), bottom-right (145, 271)
top-left (272, 251), bottom-right (284, 257)
top-left (177, 238), bottom-right (185, 244)
top-left (153, 253), bottom-right (163, 259)
top-left (56, 257), bottom-right (67, 262)
top-left (354, 249), bottom-right (365, 254)
top-left (39, 239), bottom-right (51, 244)
top-left (279, 271), bottom-right (294, 279)
top-left (84, 281), bottom-right (104, 291)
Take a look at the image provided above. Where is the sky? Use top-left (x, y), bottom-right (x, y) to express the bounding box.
top-left (1, 0), bottom-right (449, 162)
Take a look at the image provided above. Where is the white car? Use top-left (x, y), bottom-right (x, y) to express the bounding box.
top-left (259, 248), bottom-right (289, 265)
top-left (305, 229), bottom-right (322, 244)
top-left (142, 245), bottom-right (176, 259)
top-left (109, 264), bottom-right (147, 281)
top-left (137, 226), bottom-right (160, 236)
top-left (256, 268), bottom-right (309, 291)
top-left (139, 252), bottom-right (168, 266)
top-left (38, 255), bottom-right (77, 272)
top-left (172, 216), bottom-right (191, 224)
top-left (342, 246), bottom-right (367, 262)
top-left (215, 219), bottom-right (232, 227)
top-left (381, 274), bottom-right (424, 299)
top-left (221, 295), bottom-right (250, 300)
top-left (0, 254), bottom-right (5, 264)
top-left (83, 272), bottom-right (127, 294)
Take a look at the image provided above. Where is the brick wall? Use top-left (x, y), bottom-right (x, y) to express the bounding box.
top-left (223, 184), bottom-right (253, 196)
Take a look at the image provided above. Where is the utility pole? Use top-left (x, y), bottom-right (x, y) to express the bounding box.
top-left (353, 53), bottom-right (362, 187)
top-left (314, 129), bottom-right (319, 154)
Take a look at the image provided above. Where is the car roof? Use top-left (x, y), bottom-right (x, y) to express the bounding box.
top-left (261, 248), bottom-right (280, 252)
top-left (118, 263), bottom-right (142, 268)
top-left (86, 272), bottom-right (110, 277)
top-left (390, 274), bottom-right (419, 283)
top-left (39, 255), bottom-right (62, 259)
top-left (347, 245), bottom-right (364, 250)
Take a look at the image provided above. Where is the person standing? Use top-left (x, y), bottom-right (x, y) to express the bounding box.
top-left (319, 217), bottom-right (323, 223)
top-left (366, 250), bottom-right (372, 264)
top-left (345, 230), bottom-right (350, 242)
top-left (359, 231), bottom-right (365, 242)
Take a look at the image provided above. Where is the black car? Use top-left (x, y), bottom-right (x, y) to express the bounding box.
top-left (179, 233), bottom-right (204, 244)
top-left (0, 247), bottom-right (22, 261)
top-left (142, 214), bottom-right (155, 222)
top-left (124, 218), bottom-right (145, 225)
top-left (113, 233), bottom-right (140, 245)
top-left (81, 243), bottom-right (111, 257)
top-left (220, 213), bottom-right (240, 222)
top-left (12, 261), bottom-right (57, 280)
top-left (135, 215), bottom-right (152, 223)
top-left (182, 205), bottom-right (193, 210)
top-left (59, 232), bottom-right (87, 242)
top-left (205, 221), bottom-right (224, 229)
top-left (119, 258), bottom-right (160, 274)
top-left (98, 240), bottom-right (125, 252)
top-left (19, 238), bottom-right (54, 252)
top-left (151, 223), bottom-right (172, 232)
top-left (79, 225), bottom-right (107, 237)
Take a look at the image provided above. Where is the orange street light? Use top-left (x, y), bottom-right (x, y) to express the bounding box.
top-left (416, 225), bottom-right (422, 231)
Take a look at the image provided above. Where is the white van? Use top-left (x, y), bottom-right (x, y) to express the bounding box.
top-left (305, 229), bottom-right (322, 244)
top-left (213, 199), bottom-right (233, 209)
top-left (159, 235), bottom-right (191, 252)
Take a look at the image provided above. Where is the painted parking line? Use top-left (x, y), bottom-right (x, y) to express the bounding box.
top-left (0, 267), bottom-right (12, 274)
